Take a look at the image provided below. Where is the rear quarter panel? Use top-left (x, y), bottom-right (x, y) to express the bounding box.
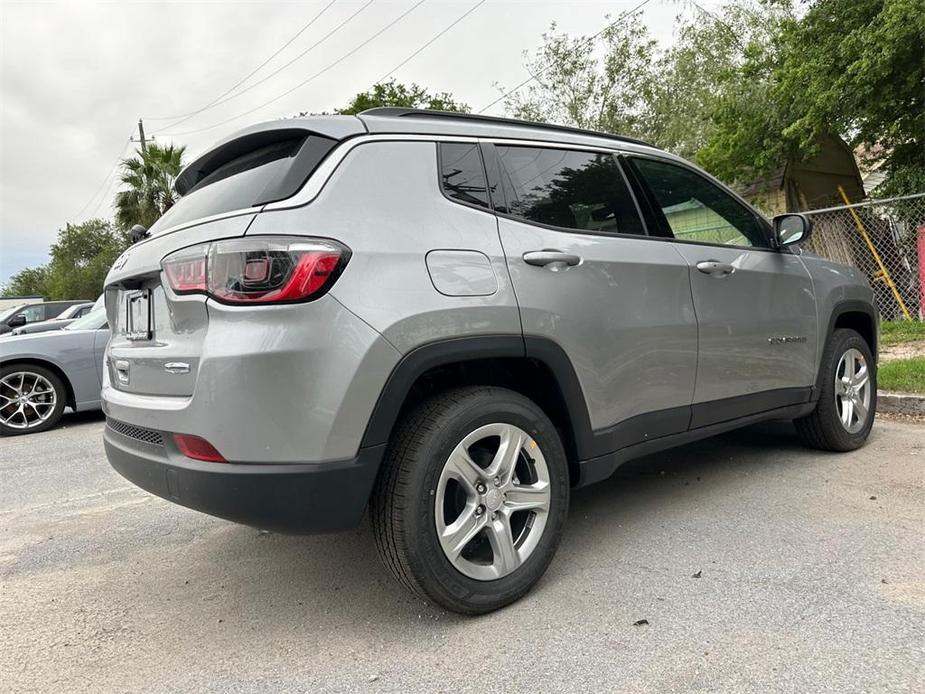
top-left (245, 140), bottom-right (521, 353)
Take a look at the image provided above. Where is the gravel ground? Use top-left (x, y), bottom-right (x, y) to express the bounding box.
top-left (880, 340), bottom-right (925, 362)
top-left (1, 411), bottom-right (923, 693)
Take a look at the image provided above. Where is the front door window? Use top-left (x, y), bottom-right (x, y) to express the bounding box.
top-left (19, 305), bottom-right (45, 323)
top-left (631, 157), bottom-right (769, 248)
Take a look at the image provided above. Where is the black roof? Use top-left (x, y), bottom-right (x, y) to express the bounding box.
top-left (359, 107), bottom-right (653, 148)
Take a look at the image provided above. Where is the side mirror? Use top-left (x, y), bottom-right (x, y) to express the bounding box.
top-left (773, 213), bottom-right (812, 247)
top-left (8, 314), bottom-right (27, 328)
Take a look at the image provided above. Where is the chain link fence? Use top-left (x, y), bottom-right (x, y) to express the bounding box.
top-left (800, 192), bottom-right (925, 322)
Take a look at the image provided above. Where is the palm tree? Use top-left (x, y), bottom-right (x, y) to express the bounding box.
top-left (114, 143), bottom-right (186, 230)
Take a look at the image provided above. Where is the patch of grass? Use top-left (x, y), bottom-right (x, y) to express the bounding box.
top-left (878, 357), bottom-right (925, 394)
top-left (880, 320), bottom-right (925, 347)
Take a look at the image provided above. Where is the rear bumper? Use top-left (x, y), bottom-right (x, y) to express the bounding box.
top-left (104, 422), bottom-right (384, 534)
top-left (102, 293), bottom-right (401, 464)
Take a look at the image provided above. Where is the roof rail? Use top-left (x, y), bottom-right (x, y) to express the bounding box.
top-left (358, 107), bottom-right (653, 148)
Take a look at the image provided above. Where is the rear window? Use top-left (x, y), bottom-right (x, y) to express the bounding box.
top-left (150, 135), bottom-right (335, 234)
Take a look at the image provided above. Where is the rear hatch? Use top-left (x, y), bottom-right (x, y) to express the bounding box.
top-left (106, 216), bottom-right (249, 397)
top-left (105, 119), bottom-right (360, 397)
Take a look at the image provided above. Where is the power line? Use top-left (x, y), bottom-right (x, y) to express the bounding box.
top-left (159, 0), bottom-right (429, 138)
top-left (477, 0), bottom-right (654, 114)
top-left (91, 159), bottom-right (128, 219)
top-left (70, 133), bottom-right (133, 221)
top-left (152, 0), bottom-right (374, 135)
top-left (148, 0), bottom-right (339, 131)
top-left (375, 0), bottom-right (486, 84)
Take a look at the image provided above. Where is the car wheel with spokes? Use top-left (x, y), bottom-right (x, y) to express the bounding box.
top-left (372, 386), bottom-right (569, 614)
top-left (436, 421), bottom-right (552, 581)
top-left (833, 347), bottom-right (873, 434)
top-left (0, 364), bottom-right (67, 436)
top-left (795, 328), bottom-right (876, 451)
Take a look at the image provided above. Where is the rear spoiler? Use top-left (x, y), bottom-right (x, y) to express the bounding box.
top-left (175, 116), bottom-right (367, 196)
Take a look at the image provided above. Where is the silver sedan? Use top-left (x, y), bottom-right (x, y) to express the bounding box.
top-left (0, 297), bottom-right (109, 435)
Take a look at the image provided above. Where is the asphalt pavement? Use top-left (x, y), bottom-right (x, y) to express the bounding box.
top-left (1, 411), bottom-right (922, 693)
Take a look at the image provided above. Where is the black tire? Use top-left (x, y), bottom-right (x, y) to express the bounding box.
top-left (0, 363), bottom-right (67, 436)
top-left (371, 386), bottom-right (570, 614)
top-left (794, 328), bottom-right (876, 451)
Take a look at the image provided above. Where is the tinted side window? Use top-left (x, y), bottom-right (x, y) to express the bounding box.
top-left (20, 305), bottom-right (45, 322)
top-left (632, 157), bottom-right (768, 248)
top-left (495, 146), bottom-right (644, 235)
top-left (45, 304), bottom-right (69, 319)
top-left (438, 143), bottom-right (490, 209)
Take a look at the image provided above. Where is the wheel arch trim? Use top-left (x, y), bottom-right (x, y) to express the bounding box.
top-left (358, 334), bottom-right (599, 460)
top-left (0, 357), bottom-right (76, 411)
top-left (813, 299), bottom-right (878, 398)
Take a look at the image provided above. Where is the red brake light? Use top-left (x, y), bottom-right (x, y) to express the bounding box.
top-left (161, 237), bottom-right (349, 304)
top-left (162, 247), bottom-right (207, 293)
top-left (174, 433), bottom-right (226, 462)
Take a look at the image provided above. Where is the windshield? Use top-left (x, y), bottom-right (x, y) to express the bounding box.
top-left (58, 303), bottom-right (89, 319)
top-left (65, 296), bottom-right (106, 331)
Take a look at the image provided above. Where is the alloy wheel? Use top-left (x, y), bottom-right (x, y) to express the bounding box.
top-left (435, 422), bottom-right (551, 581)
top-left (834, 348), bottom-right (871, 434)
top-left (0, 371), bottom-right (58, 431)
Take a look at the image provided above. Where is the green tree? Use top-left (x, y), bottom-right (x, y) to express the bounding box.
top-left (336, 80), bottom-right (469, 114)
top-left (649, 1), bottom-right (794, 163)
top-left (503, 1), bottom-right (923, 195)
top-left (114, 143), bottom-right (185, 231)
top-left (2, 266), bottom-right (49, 298)
top-left (698, 0), bottom-right (923, 194)
top-left (501, 4), bottom-right (794, 163)
top-left (503, 13), bottom-right (658, 139)
top-left (774, 0), bottom-right (924, 196)
top-left (44, 219), bottom-right (129, 300)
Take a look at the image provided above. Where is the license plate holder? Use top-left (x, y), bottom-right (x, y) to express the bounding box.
top-left (125, 290), bottom-right (152, 341)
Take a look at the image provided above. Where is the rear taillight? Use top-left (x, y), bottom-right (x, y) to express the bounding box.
top-left (161, 236), bottom-right (349, 304)
top-left (162, 245), bottom-right (208, 293)
top-left (174, 433), bottom-right (226, 462)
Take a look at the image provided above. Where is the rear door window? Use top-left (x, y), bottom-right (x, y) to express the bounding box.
top-left (44, 304), bottom-right (69, 319)
top-left (493, 146), bottom-right (644, 236)
top-left (438, 143), bottom-right (490, 209)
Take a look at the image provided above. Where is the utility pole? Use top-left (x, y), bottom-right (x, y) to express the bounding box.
top-left (131, 118), bottom-right (148, 152)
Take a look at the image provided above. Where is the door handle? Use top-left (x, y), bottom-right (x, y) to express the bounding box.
top-left (696, 260), bottom-right (736, 278)
top-left (523, 250), bottom-right (582, 269)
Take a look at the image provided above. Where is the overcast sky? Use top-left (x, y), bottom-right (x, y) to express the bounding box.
top-left (0, 0), bottom-right (718, 286)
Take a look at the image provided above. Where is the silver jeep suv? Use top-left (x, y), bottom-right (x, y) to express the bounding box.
top-left (102, 108), bottom-right (877, 614)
